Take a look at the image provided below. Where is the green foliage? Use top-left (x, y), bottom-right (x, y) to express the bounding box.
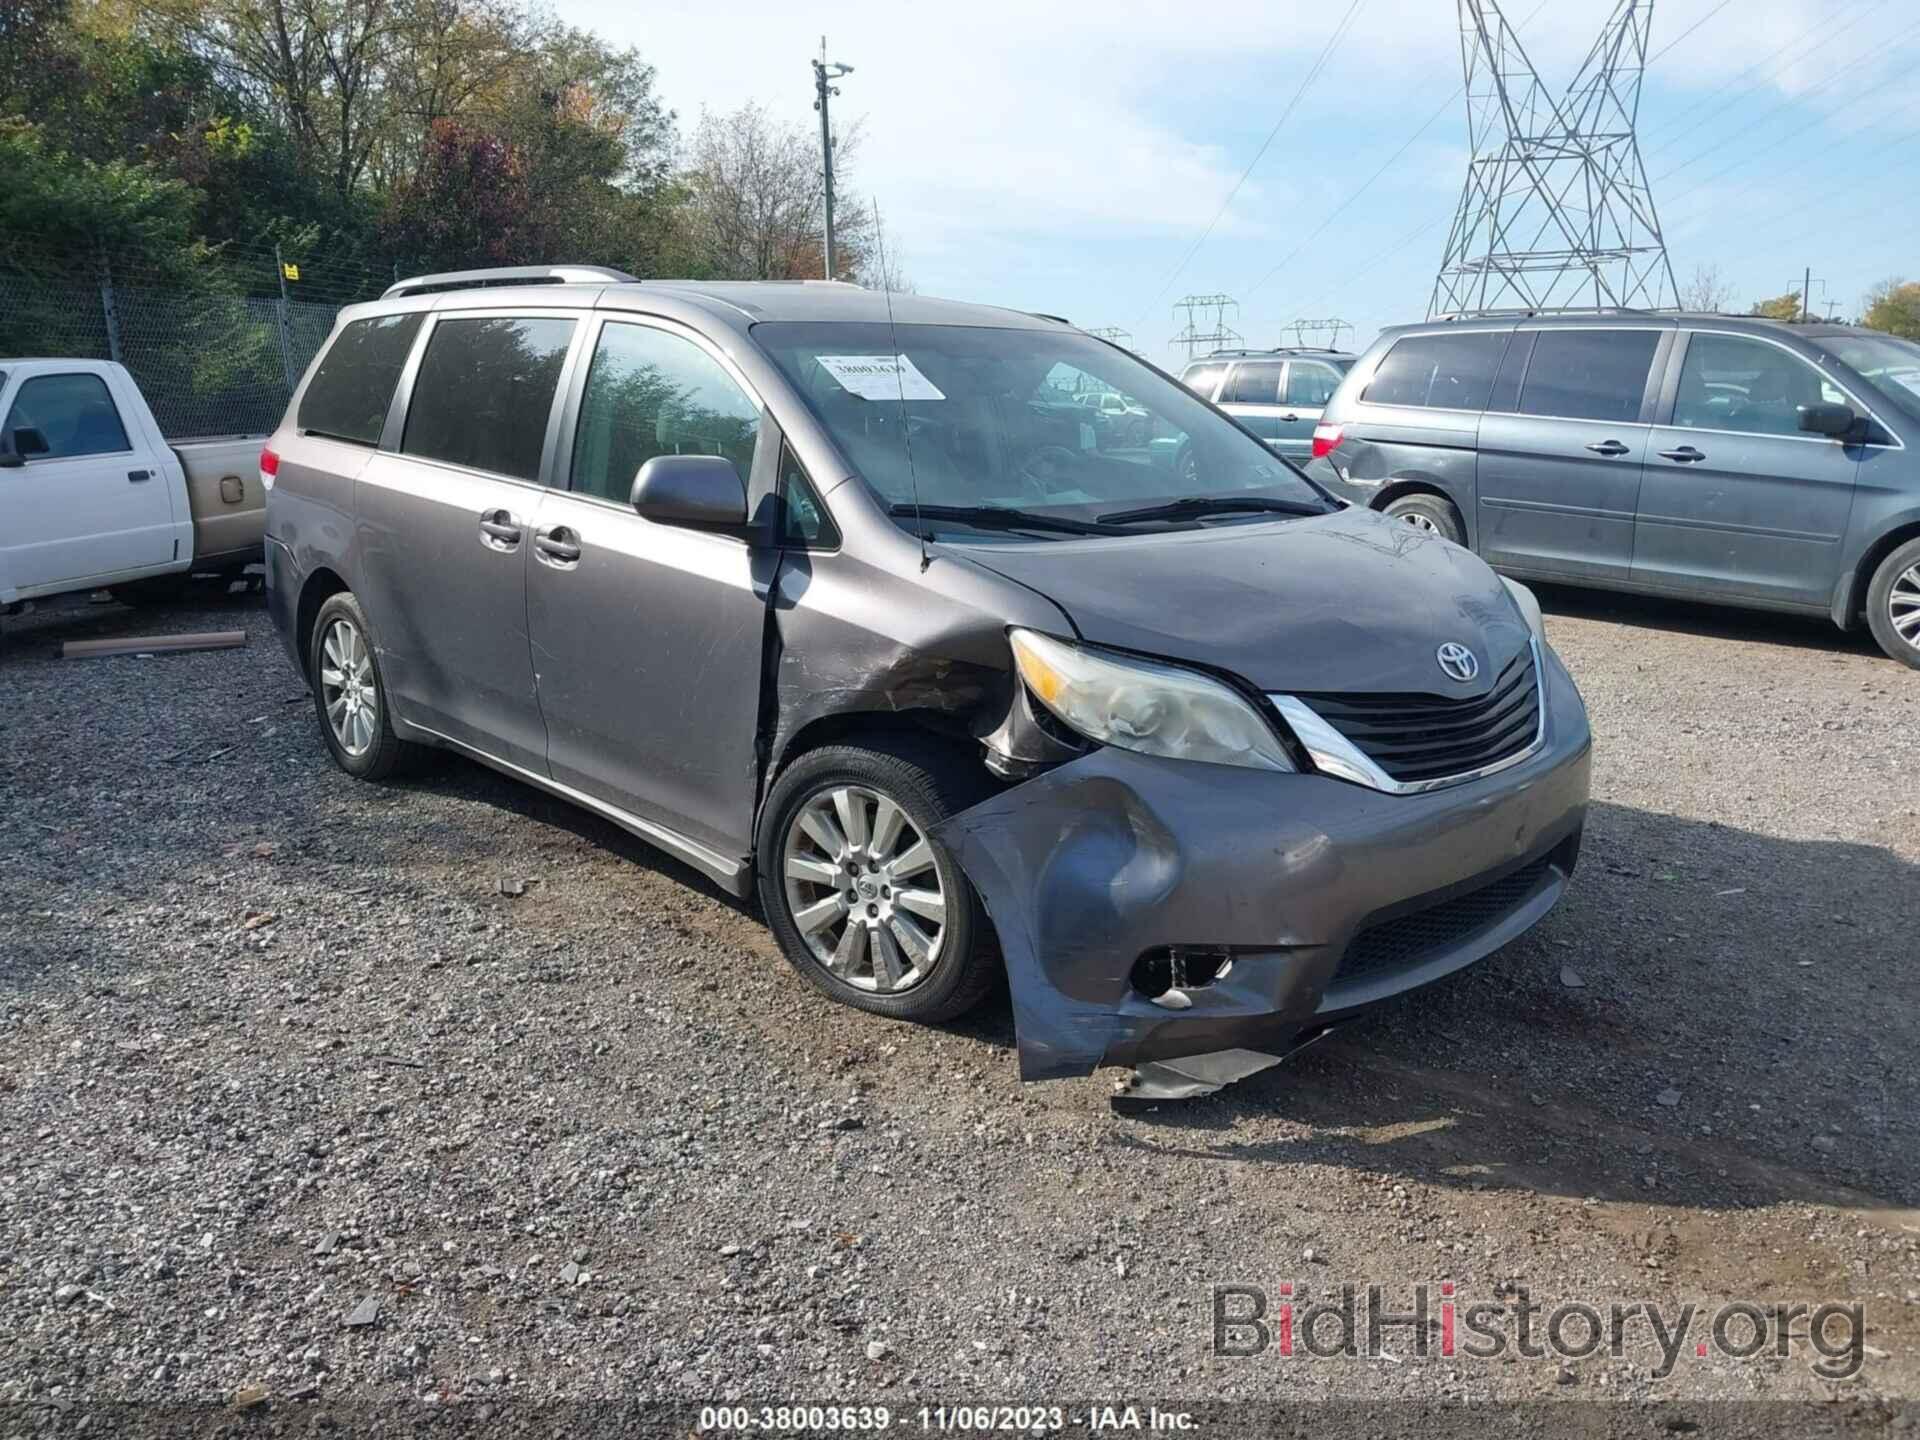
top-left (0, 120), bottom-right (203, 279)
top-left (1863, 279), bottom-right (1920, 341)
top-left (1750, 292), bottom-right (1802, 322)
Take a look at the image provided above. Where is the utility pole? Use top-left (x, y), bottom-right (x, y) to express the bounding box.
top-left (811, 40), bottom-right (853, 282)
top-left (1802, 265), bottom-right (1812, 324)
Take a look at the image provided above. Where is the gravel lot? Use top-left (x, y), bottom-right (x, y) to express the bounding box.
top-left (2, 578), bottom-right (1918, 1420)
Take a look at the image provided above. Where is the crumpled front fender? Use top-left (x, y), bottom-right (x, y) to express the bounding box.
top-left (932, 660), bottom-right (1592, 1081)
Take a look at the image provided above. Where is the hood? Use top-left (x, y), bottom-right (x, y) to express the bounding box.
top-left (958, 506), bottom-right (1532, 695)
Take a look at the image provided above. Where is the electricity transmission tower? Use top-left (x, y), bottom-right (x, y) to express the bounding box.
top-left (1170, 295), bottom-right (1244, 361)
top-left (1087, 326), bottom-right (1135, 352)
top-left (1430, 0), bottom-right (1677, 317)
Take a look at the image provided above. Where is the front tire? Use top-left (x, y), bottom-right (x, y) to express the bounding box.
top-left (757, 738), bottom-right (999, 1024)
top-left (1382, 492), bottom-right (1467, 545)
top-left (308, 592), bottom-right (426, 779)
top-left (1865, 536), bottom-right (1920, 670)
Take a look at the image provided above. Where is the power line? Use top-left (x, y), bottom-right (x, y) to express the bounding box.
top-left (1133, 0), bottom-right (1366, 328)
top-left (1645, 0), bottom-right (1736, 65)
top-left (1242, 0), bottom-right (1553, 304)
top-left (1639, 0), bottom-right (1883, 157)
top-left (1645, 3), bottom-right (1892, 170)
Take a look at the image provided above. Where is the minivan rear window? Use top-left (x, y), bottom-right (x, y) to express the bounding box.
top-left (298, 313), bottom-right (424, 445)
top-left (1362, 333), bottom-right (1505, 411)
top-left (401, 316), bottom-right (575, 481)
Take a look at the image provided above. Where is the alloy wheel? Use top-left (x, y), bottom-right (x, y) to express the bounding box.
top-left (783, 785), bottom-right (947, 993)
top-left (319, 617), bottom-right (378, 757)
top-left (1396, 510), bottom-right (1441, 535)
top-left (1892, 563), bottom-right (1920, 647)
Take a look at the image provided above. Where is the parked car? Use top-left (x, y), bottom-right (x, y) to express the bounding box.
top-left (265, 266), bottom-right (1590, 1083)
top-left (1307, 315), bottom-right (1920, 668)
top-left (0, 359), bottom-right (266, 610)
top-left (1081, 389), bottom-right (1151, 444)
top-left (1180, 347), bottom-right (1355, 460)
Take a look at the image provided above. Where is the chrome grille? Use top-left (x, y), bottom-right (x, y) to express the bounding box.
top-left (1294, 646), bottom-right (1540, 784)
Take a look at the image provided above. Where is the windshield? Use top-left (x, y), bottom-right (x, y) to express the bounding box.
top-left (753, 322), bottom-right (1332, 540)
top-left (1812, 333), bottom-right (1920, 407)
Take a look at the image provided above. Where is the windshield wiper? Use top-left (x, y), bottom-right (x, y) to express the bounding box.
top-left (886, 503), bottom-right (1114, 537)
top-left (1096, 495), bottom-right (1324, 526)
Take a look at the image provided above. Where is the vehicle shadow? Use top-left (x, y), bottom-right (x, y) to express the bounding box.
top-left (274, 752), bottom-right (1920, 1218)
top-left (1100, 797), bottom-right (1920, 1216)
top-left (1530, 580), bottom-right (1885, 659)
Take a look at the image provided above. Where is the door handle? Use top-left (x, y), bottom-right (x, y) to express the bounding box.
top-left (128, 469), bottom-right (153, 482)
top-left (478, 509), bottom-right (523, 550)
top-left (1584, 440), bottom-right (1630, 457)
top-left (533, 527), bottom-right (581, 566)
top-left (1281, 413), bottom-right (1300, 423)
top-left (1658, 446), bottom-right (1707, 463)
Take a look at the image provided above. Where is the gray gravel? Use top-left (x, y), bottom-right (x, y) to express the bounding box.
top-left (2, 580), bottom-right (1918, 1412)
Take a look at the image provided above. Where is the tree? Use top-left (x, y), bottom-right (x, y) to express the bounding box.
top-left (1863, 278), bottom-right (1920, 340)
top-left (378, 117), bottom-right (544, 268)
top-left (1750, 291), bottom-right (1801, 321)
top-left (1679, 262), bottom-right (1734, 314)
top-left (680, 102), bottom-right (830, 280)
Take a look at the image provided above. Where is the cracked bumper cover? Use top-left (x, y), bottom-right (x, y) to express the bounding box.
top-left (933, 645), bottom-right (1593, 1081)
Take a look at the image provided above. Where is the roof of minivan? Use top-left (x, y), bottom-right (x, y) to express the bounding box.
top-left (1378, 312), bottom-right (1879, 341)
top-left (341, 278), bottom-right (1064, 336)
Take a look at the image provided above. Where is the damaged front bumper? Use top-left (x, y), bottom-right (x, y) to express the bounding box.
top-left (933, 646), bottom-right (1592, 1082)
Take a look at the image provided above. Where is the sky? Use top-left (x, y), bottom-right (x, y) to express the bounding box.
top-left (569, 0), bottom-right (1920, 361)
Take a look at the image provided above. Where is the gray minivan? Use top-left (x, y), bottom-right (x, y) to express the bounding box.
top-left (1308, 314), bottom-right (1920, 668)
top-left (263, 266), bottom-right (1591, 1084)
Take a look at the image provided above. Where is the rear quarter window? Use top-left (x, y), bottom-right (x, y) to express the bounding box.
top-left (1362, 332), bottom-right (1507, 411)
top-left (298, 313), bottom-right (425, 445)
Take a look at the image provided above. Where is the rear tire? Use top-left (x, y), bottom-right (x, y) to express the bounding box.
top-left (308, 592), bottom-right (428, 780)
top-left (1865, 536), bottom-right (1920, 670)
top-left (757, 737), bottom-right (999, 1025)
top-left (1381, 492), bottom-right (1466, 545)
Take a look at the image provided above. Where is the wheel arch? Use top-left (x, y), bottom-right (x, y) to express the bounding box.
top-left (1373, 482), bottom-right (1470, 545)
top-left (1837, 518), bottom-right (1920, 630)
top-left (294, 566), bottom-right (351, 675)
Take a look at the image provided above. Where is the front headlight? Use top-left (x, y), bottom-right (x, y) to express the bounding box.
top-left (1009, 629), bottom-right (1295, 772)
top-left (1501, 576), bottom-right (1545, 642)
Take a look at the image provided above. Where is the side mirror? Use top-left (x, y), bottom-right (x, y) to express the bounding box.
top-left (630, 454), bottom-right (747, 528)
top-left (1798, 402), bottom-right (1857, 439)
top-left (12, 426), bottom-right (49, 458)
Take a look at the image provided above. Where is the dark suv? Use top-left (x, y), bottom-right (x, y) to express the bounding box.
top-left (1179, 347), bottom-right (1355, 461)
top-left (1308, 315), bottom-right (1920, 667)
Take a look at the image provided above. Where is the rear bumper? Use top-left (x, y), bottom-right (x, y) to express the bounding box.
top-left (934, 645), bottom-right (1592, 1081)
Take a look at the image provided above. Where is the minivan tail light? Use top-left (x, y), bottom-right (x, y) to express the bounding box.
top-left (260, 446), bottom-right (279, 491)
top-left (1310, 423), bottom-right (1344, 460)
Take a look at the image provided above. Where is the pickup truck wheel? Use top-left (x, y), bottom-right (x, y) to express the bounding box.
top-left (1866, 536), bottom-right (1920, 671)
top-left (1382, 493), bottom-right (1466, 546)
top-left (309, 592), bottom-right (425, 779)
top-left (758, 739), bottom-right (1000, 1025)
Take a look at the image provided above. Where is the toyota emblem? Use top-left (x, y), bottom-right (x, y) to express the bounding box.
top-left (1436, 642), bottom-right (1479, 682)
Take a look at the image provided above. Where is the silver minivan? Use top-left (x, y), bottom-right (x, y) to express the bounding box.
top-left (264, 267), bottom-right (1591, 1085)
top-left (1179, 347), bottom-right (1355, 462)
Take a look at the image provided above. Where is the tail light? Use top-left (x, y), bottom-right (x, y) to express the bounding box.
top-left (259, 446), bottom-right (280, 491)
top-left (1310, 423), bottom-right (1344, 460)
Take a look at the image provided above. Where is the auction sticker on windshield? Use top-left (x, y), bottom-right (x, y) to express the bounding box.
top-left (816, 354), bottom-right (946, 401)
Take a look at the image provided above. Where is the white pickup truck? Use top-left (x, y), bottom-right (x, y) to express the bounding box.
top-left (0, 359), bottom-right (267, 609)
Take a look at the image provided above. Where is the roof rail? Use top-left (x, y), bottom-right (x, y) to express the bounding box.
top-left (382, 265), bottom-right (638, 299)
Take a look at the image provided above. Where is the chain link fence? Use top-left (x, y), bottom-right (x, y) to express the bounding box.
top-left (0, 242), bottom-right (394, 438)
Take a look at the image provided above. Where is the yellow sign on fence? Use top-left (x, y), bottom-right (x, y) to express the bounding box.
top-left (281, 262), bottom-right (300, 282)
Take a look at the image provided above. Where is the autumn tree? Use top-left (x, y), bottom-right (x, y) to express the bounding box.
top-left (1863, 278), bottom-right (1920, 340)
top-left (1750, 291), bottom-right (1802, 321)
